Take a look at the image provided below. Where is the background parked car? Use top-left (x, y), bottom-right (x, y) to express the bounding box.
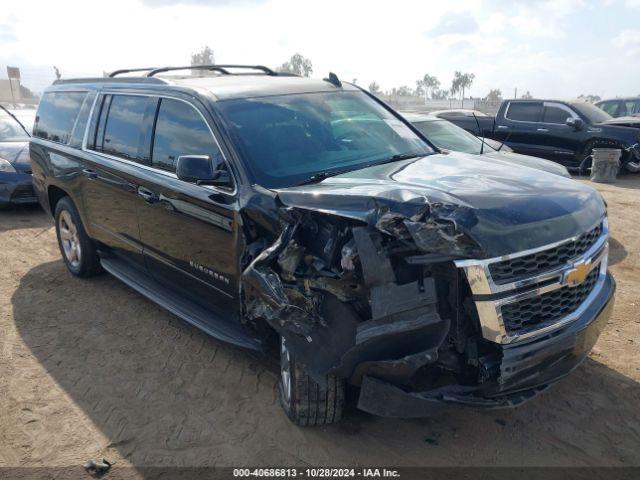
top-left (415, 109), bottom-right (513, 151)
top-left (442, 99), bottom-right (640, 173)
top-left (0, 107), bottom-right (37, 208)
top-left (596, 97), bottom-right (640, 118)
top-left (430, 108), bottom-right (489, 119)
top-left (402, 112), bottom-right (570, 177)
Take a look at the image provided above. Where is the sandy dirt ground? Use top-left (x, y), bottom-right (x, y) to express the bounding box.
top-left (0, 177), bottom-right (639, 476)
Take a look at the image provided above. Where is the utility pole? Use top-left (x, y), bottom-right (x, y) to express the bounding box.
top-left (514, 87), bottom-right (517, 99)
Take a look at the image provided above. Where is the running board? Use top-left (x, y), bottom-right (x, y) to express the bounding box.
top-left (100, 256), bottom-right (262, 350)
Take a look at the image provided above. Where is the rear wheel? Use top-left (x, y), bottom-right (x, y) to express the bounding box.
top-left (278, 336), bottom-right (345, 426)
top-left (54, 197), bottom-right (102, 277)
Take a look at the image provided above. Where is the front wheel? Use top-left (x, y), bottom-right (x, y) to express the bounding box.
top-left (54, 196), bottom-right (102, 277)
top-left (278, 336), bottom-right (345, 426)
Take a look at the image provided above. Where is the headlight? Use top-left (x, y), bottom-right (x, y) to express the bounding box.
top-left (0, 157), bottom-right (17, 173)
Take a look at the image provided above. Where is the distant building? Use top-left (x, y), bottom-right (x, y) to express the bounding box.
top-left (0, 78), bottom-right (38, 105)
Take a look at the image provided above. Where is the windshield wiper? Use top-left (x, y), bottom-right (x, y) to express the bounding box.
top-left (294, 170), bottom-right (347, 186)
top-left (293, 153), bottom-right (425, 187)
top-left (372, 152), bottom-right (424, 166)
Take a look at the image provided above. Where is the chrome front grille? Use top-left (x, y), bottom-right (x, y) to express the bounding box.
top-left (455, 218), bottom-right (609, 344)
top-left (501, 266), bottom-right (600, 336)
top-left (489, 222), bottom-right (603, 284)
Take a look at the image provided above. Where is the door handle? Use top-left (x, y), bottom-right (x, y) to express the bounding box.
top-left (137, 186), bottom-right (159, 203)
top-left (82, 168), bottom-right (98, 179)
top-left (497, 125), bottom-right (509, 129)
top-left (537, 128), bottom-right (549, 132)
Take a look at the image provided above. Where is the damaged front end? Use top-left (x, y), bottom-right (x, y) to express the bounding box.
top-left (239, 180), bottom-right (615, 417)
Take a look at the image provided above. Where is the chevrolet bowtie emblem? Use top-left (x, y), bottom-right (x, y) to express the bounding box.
top-left (564, 261), bottom-right (589, 287)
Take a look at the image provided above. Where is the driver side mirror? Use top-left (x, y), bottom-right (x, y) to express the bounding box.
top-left (565, 117), bottom-right (584, 131)
top-left (176, 155), bottom-right (231, 187)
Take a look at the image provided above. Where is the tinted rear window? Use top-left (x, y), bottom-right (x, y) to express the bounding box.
top-left (33, 91), bottom-right (87, 143)
top-left (68, 92), bottom-right (96, 148)
top-left (505, 102), bottom-right (542, 122)
top-left (94, 95), bottom-right (155, 162)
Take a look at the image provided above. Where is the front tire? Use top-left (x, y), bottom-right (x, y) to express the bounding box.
top-left (54, 196), bottom-right (102, 278)
top-left (278, 336), bottom-right (345, 426)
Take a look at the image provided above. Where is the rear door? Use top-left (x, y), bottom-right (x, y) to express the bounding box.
top-left (500, 101), bottom-right (543, 156)
top-left (530, 102), bottom-right (583, 166)
top-left (136, 96), bottom-right (241, 317)
top-left (81, 93), bottom-right (157, 268)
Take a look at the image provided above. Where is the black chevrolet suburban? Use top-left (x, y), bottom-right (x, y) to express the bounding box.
top-left (30, 65), bottom-right (616, 425)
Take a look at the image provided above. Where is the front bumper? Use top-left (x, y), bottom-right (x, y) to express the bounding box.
top-left (0, 172), bottom-right (38, 206)
top-left (357, 272), bottom-right (615, 417)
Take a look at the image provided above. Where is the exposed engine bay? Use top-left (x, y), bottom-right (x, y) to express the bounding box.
top-left (239, 198), bottom-right (510, 410)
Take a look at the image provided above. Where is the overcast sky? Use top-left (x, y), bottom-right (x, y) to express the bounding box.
top-left (0, 0), bottom-right (638, 99)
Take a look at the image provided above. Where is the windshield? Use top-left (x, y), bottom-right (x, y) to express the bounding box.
top-left (571, 102), bottom-right (612, 123)
top-left (217, 91), bottom-right (433, 188)
top-left (0, 113), bottom-right (30, 142)
top-left (412, 119), bottom-right (493, 155)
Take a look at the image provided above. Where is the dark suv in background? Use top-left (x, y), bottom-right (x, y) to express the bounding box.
top-left (596, 97), bottom-right (640, 118)
top-left (30, 66), bottom-right (615, 425)
top-left (444, 99), bottom-right (640, 173)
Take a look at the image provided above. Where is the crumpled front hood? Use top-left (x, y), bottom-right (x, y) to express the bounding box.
top-left (0, 142), bottom-right (30, 171)
top-left (276, 152), bottom-right (606, 258)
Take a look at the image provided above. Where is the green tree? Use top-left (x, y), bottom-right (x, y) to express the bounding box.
top-left (431, 88), bottom-right (449, 100)
top-left (578, 94), bottom-right (602, 103)
top-left (191, 46), bottom-right (215, 66)
top-left (416, 74), bottom-right (440, 100)
top-left (368, 81), bottom-right (381, 94)
top-left (390, 86), bottom-right (414, 97)
top-left (277, 53), bottom-right (313, 77)
top-left (521, 90), bottom-right (533, 99)
top-left (486, 88), bottom-right (502, 103)
top-left (451, 71), bottom-right (475, 100)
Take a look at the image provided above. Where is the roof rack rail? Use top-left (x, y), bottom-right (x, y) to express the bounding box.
top-left (109, 67), bottom-right (159, 78)
top-left (146, 64), bottom-right (276, 77)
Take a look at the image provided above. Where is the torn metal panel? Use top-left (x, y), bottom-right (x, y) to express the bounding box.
top-left (351, 227), bottom-right (396, 286)
top-left (356, 376), bottom-right (547, 417)
top-left (369, 279), bottom-right (437, 320)
top-left (242, 221), bottom-right (320, 336)
top-left (276, 240), bottom-right (304, 281)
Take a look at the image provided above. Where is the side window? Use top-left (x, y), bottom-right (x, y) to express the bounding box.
top-left (623, 100), bottom-right (639, 116)
top-left (542, 105), bottom-right (572, 124)
top-left (33, 91), bottom-right (87, 144)
top-left (505, 102), bottom-right (542, 122)
top-left (598, 101), bottom-right (619, 116)
top-left (94, 95), bottom-right (155, 162)
top-left (151, 98), bottom-right (226, 174)
top-left (68, 92), bottom-right (97, 148)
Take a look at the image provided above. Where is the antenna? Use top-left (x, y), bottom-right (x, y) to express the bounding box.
top-left (472, 112), bottom-right (485, 155)
top-left (324, 72), bottom-right (342, 88)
